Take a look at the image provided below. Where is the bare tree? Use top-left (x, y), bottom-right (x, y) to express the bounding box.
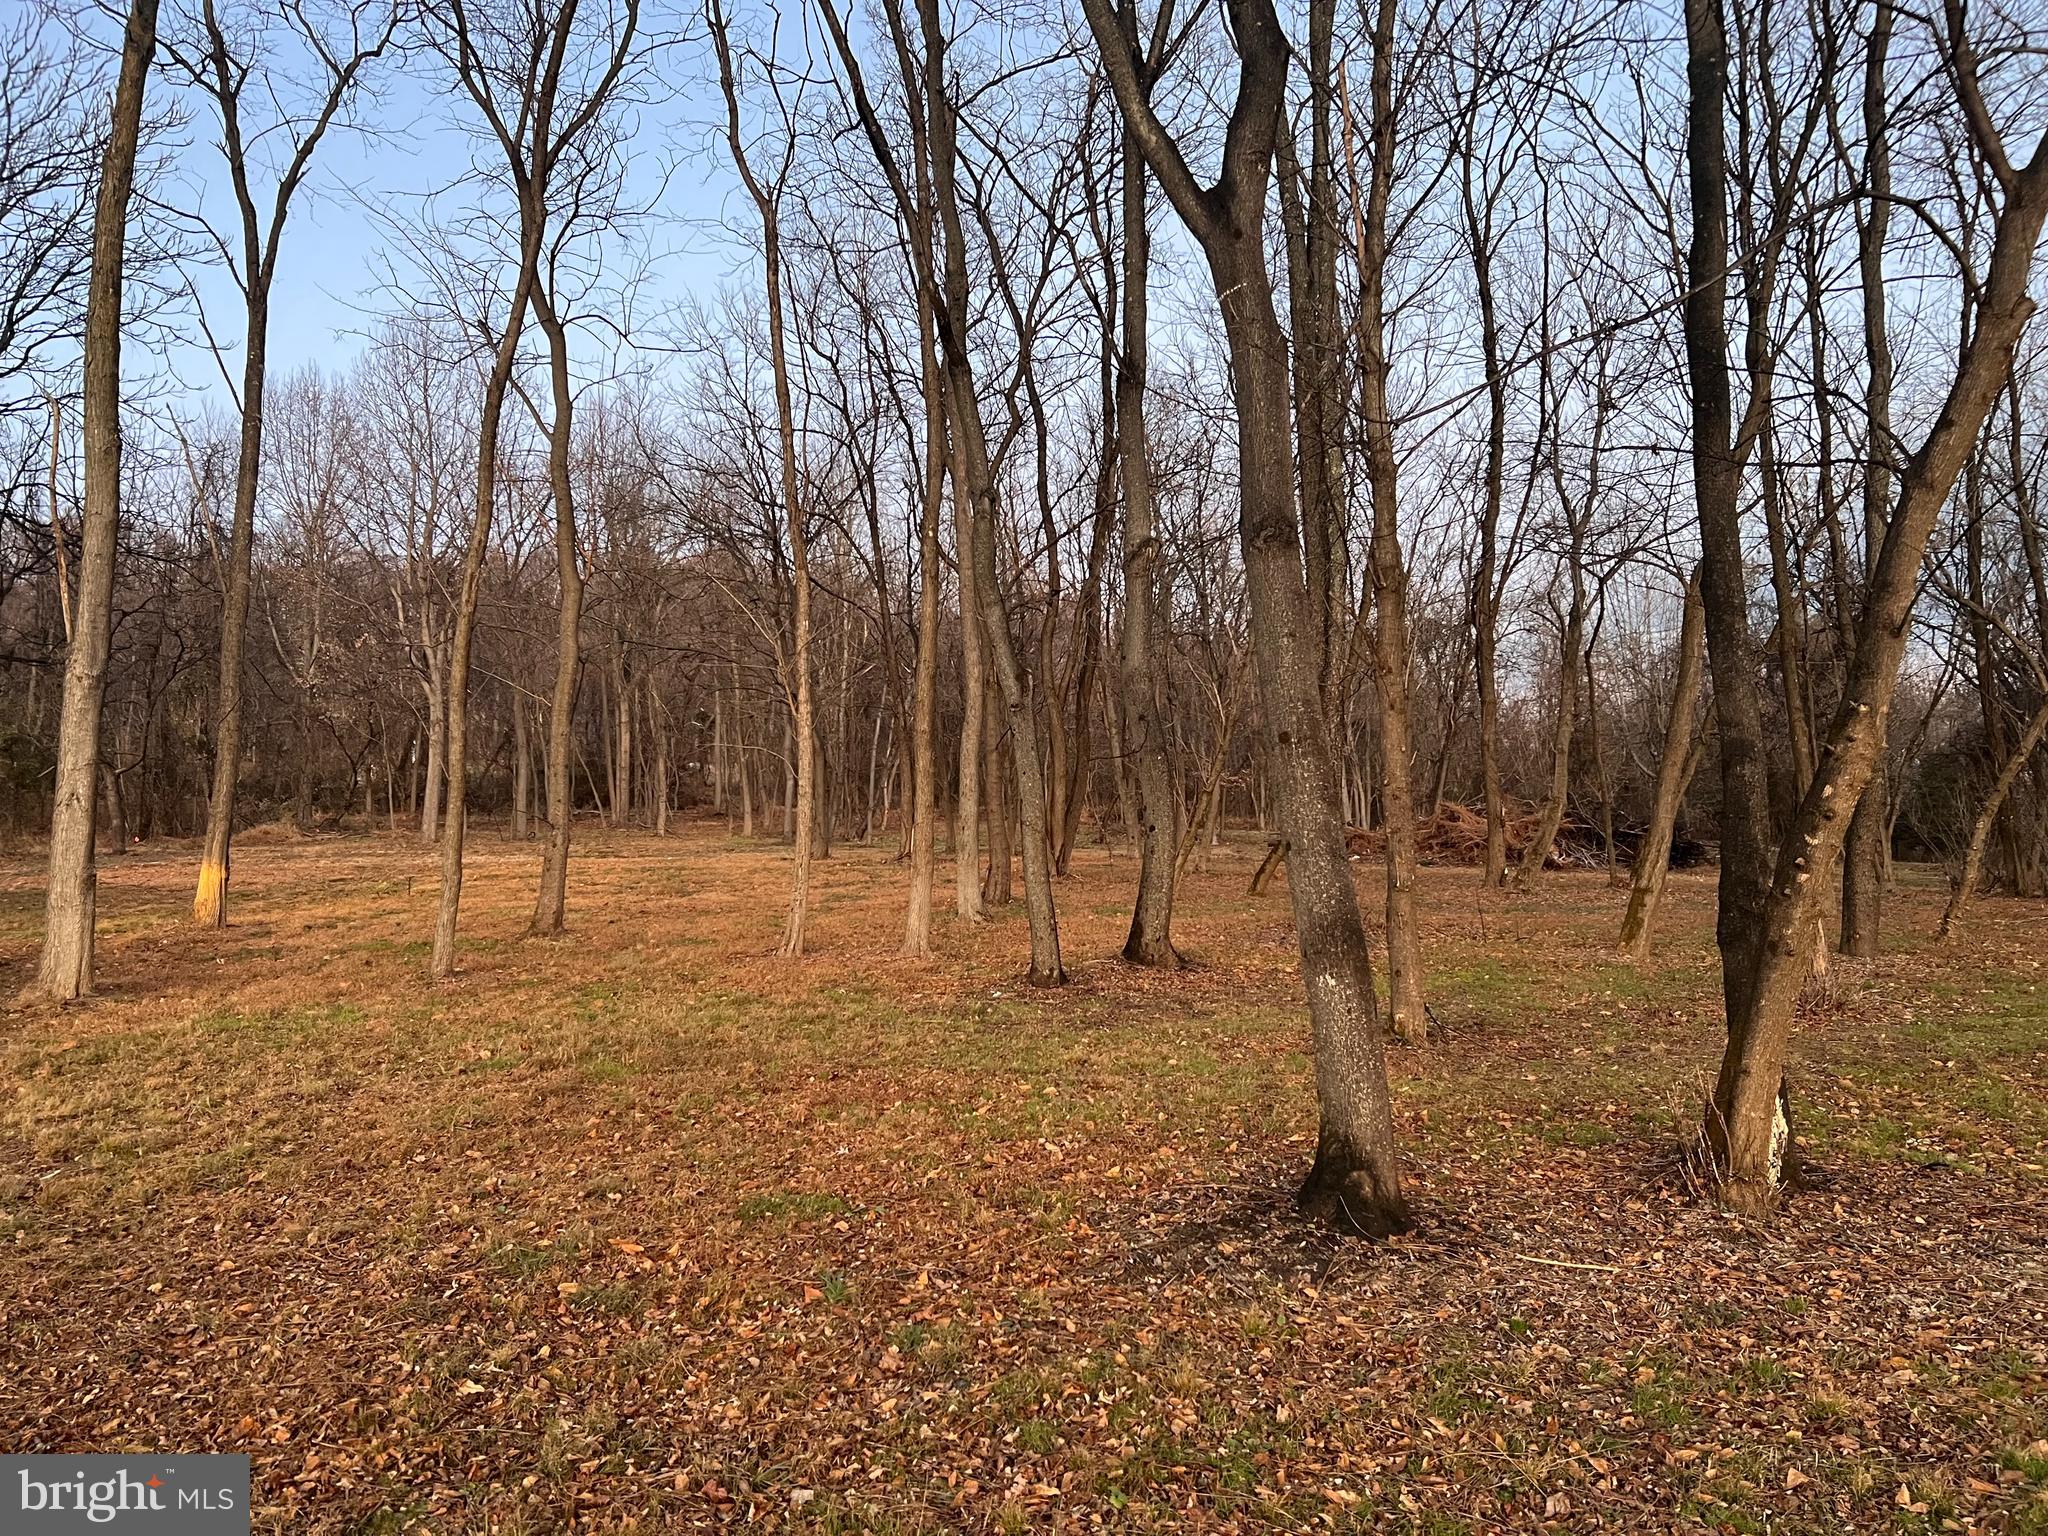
top-left (709, 0), bottom-right (817, 957)
top-left (37, 0), bottom-right (159, 1001)
top-left (1083, 0), bottom-right (1410, 1233)
top-left (1696, 0), bottom-right (2048, 1211)
top-left (1338, 0), bottom-right (1428, 1043)
top-left (1838, 0), bottom-right (1894, 956)
top-left (1106, 0), bottom-right (1181, 967)
top-left (162, 0), bottom-right (395, 926)
top-left (423, 0), bottom-right (639, 978)
top-left (1619, 567), bottom-right (1706, 958)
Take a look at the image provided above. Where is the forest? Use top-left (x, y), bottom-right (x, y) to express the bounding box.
top-left (1, 0), bottom-right (2045, 1528)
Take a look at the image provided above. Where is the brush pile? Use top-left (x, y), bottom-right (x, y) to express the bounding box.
top-left (1342, 802), bottom-right (1708, 869)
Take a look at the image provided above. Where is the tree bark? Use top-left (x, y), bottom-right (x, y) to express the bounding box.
top-left (1941, 691), bottom-right (2048, 938)
top-left (1341, 29), bottom-right (1426, 1043)
top-left (37, 0), bottom-right (157, 1002)
top-left (920, 0), bottom-right (1062, 982)
top-left (1084, 0), bottom-right (1408, 1233)
top-left (1683, 0), bottom-right (1778, 1039)
top-left (1621, 570), bottom-right (1707, 959)
top-left (903, 286), bottom-right (944, 954)
top-left (530, 281), bottom-right (584, 933)
top-left (1705, 104), bottom-right (2048, 1211)
top-left (1114, 74), bottom-right (1181, 968)
top-left (1840, 0), bottom-right (1897, 959)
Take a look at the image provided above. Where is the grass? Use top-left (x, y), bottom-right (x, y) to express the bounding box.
top-left (0, 824), bottom-right (2041, 1534)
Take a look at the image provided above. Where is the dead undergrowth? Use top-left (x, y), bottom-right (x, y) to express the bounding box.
top-left (0, 824), bottom-right (2042, 1533)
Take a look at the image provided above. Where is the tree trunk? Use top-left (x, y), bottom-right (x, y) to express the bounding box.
top-left (1682, 0), bottom-right (1778, 1046)
top-left (1621, 570), bottom-right (1706, 959)
top-left (1083, 0), bottom-right (1408, 1232)
top-left (512, 687), bottom-right (530, 840)
top-left (612, 652), bottom-right (633, 827)
top-left (980, 676), bottom-right (1013, 907)
top-left (1103, 660), bottom-right (1138, 852)
top-left (431, 231), bottom-right (540, 977)
top-left (863, 711), bottom-right (883, 842)
top-left (1343, 32), bottom-right (1426, 1043)
top-left (1116, 103), bottom-right (1180, 967)
top-left (1056, 416), bottom-right (1115, 875)
top-left (1705, 111), bottom-right (2048, 1211)
top-left (1512, 574), bottom-right (1586, 891)
top-left (1176, 707), bottom-right (1235, 878)
top-left (1760, 422), bottom-right (1815, 797)
top-left (1839, 0), bottom-right (1896, 959)
top-left (740, 727), bottom-right (755, 837)
top-left (531, 282), bottom-right (584, 932)
top-left (903, 290), bottom-right (944, 954)
top-left (38, 0), bottom-right (157, 1002)
top-left (712, 687), bottom-right (726, 813)
top-left (921, 0), bottom-right (1060, 982)
top-left (809, 721), bottom-right (830, 858)
top-left (419, 655), bottom-right (445, 844)
top-left (194, 293), bottom-right (267, 924)
top-left (1463, 121), bottom-right (1511, 890)
top-left (652, 692), bottom-right (669, 835)
top-left (101, 762), bottom-right (128, 855)
top-left (1942, 692), bottom-right (2048, 938)
top-left (1586, 634), bottom-right (1615, 876)
top-left (952, 469), bottom-right (985, 922)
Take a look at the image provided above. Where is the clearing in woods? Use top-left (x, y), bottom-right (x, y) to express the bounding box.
top-left (0, 826), bottom-right (2043, 1533)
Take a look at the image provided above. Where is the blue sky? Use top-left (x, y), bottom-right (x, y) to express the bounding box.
top-left (153, 17), bottom-right (744, 411)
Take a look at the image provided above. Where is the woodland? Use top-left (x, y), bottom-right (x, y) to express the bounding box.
top-left (0, 0), bottom-right (2045, 1527)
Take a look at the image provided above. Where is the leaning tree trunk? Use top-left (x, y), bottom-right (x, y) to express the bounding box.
top-left (1512, 573), bottom-right (1586, 892)
top-left (38, 0), bottom-right (157, 1001)
top-left (1940, 691), bottom-right (2048, 938)
top-left (1705, 121), bottom-right (2048, 1213)
top-left (1620, 569), bottom-right (1706, 959)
